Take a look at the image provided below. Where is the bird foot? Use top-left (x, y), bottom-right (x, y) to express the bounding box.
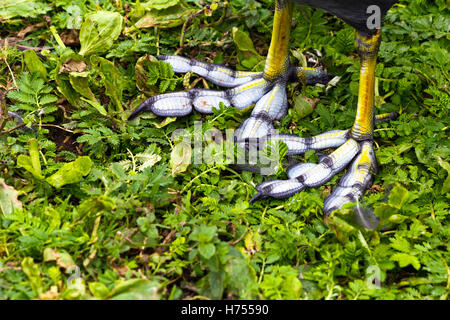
top-left (128, 55), bottom-right (333, 120)
top-left (249, 112), bottom-right (398, 216)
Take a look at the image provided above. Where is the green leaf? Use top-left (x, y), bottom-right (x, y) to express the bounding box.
top-left (198, 225), bottom-right (217, 242)
top-left (105, 279), bottom-right (160, 300)
top-left (46, 156), bottom-right (92, 188)
top-left (0, 0), bottom-right (50, 19)
top-left (232, 27), bottom-right (264, 71)
top-left (69, 73), bottom-right (96, 101)
top-left (199, 243), bottom-right (216, 259)
top-left (135, 55), bottom-right (180, 95)
top-left (327, 215), bottom-right (357, 240)
top-left (292, 49), bottom-right (308, 67)
top-left (6, 90), bottom-right (35, 104)
top-left (390, 236), bottom-right (410, 253)
top-left (55, 73), bottom-right (80, 107)
top-left (0, 179), bottom-right (22, 216)
top-left (39, 94), bottom-right (58, 105)
top-left (124, 6), bottom-right (195, 34)
top-left (90, 56), bottom-right (124, 112)
top-left (159, 79), bottom-right (171, 93)
top-left (390, 253), bottom-right (421, 270)
top-left (17, 138), bottom-right (43, 179)
top-left (154, 116), bottom-right (176, 129)
top-left (24, 50), bottom-right (47, 79)
top-left (80, 97), bottom-right (108, 116)
top-left (79, 11), bottom-right (123, 56)
top-left (260, 266), bottom-right (302, 299)
top-left (170, 141), bottom-right (191, 175)
top-left (374, 203), bottom-right (398, 222)
top-left (134, 153), bottom-right (162, 171)
top-left (144, 0), bottom-right (179, 10)
top-left (265, 254), bottom-right (280, 264)
top-left (21, 257), bottom-right (44, 297)
top-left (293, 95), bottom-right (317, 120)
top-left (88, 282), bottom-right (110, 299)
top-left (388, 184), bottom-right (410, 209)
top-left (202, 271), bottom-right (224, 299)
top-left (436, 157), bottom-right (450, 193)
top-left (17, 155), bottom-right (41, 179)
top-left (78, 195), bottom-right (116, 216)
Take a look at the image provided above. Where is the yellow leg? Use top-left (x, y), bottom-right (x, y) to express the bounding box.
top-left (351, 30), bottom-right (382, 141)
top-left (263, 0), bottom-right (294, 81)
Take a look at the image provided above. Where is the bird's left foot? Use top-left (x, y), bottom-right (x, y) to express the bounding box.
top-left (250, 112), bottom-right (398, 216)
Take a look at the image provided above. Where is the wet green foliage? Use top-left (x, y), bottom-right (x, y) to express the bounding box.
top-left (0, 0), bottom-right (448, 300)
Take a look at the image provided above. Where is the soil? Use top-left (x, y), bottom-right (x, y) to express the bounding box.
top-left (47, 125), bottom-right (83, 159)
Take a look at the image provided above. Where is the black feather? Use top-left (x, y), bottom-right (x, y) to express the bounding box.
top-left (293, 0), bottom-right (397, 36)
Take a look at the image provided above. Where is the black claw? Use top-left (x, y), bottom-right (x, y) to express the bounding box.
top-left (232, 164), bottom-right (262, 174)
top-left (291, 67), bottom-right (335, 86)
top-left (374, 112), bottom-right (399, 125)
top-left (390, 112), bottom-right (399, 120)
top-left (249, 192), bottom-right (265, 203)
top-left (156, 55), bottom-right (168, 61)
top-left (323, 206), bottom-right (337, 217)
top-left (306, 71), bottom-right (335, 85)
top-left (315, 151), bottom-right (328, 162)
top-left (7, 111), bottom-right (37, 136)
top-left (128, 99), bottom-right (152, 120)
top-left (353, 204), bottom-right (380, 230)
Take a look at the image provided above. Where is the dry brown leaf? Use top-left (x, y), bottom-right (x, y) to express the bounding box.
top-left (60, 29), bottom-right (80, 46)
top-left (17, 22), bottom-right (46, 39)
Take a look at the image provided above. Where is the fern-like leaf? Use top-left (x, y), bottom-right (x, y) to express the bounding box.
top-left (39, 94), bottom-right (58, 105)
top-left (7, 90), bottom-right (35, 104)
